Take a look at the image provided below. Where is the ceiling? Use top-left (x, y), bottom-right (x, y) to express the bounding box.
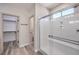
top-left (0, 3), bottom-right (61, 12)
top-left (0, 3), bottom-right (35, 12)
top-left (40, 3), bottom-right (63, 10)
top-left (0, 3), bottom-right (35, 16)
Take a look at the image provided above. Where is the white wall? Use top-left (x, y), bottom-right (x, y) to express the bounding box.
top-left (34, 4), bottom-right (49, 52)
top-left (29, 17), bottom-right (35, 33)
top-left (0, 3), bottom-right (34, 48)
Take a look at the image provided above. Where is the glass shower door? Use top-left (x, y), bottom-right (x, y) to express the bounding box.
top-left (39, 16), bottom-right (50, 54)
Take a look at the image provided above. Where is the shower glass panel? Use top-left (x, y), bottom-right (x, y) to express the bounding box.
top-left (39, 16), bottom-right (50, 54)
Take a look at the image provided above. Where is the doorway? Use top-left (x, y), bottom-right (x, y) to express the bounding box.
top-left (29, 16), bottom-right (35, 51)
